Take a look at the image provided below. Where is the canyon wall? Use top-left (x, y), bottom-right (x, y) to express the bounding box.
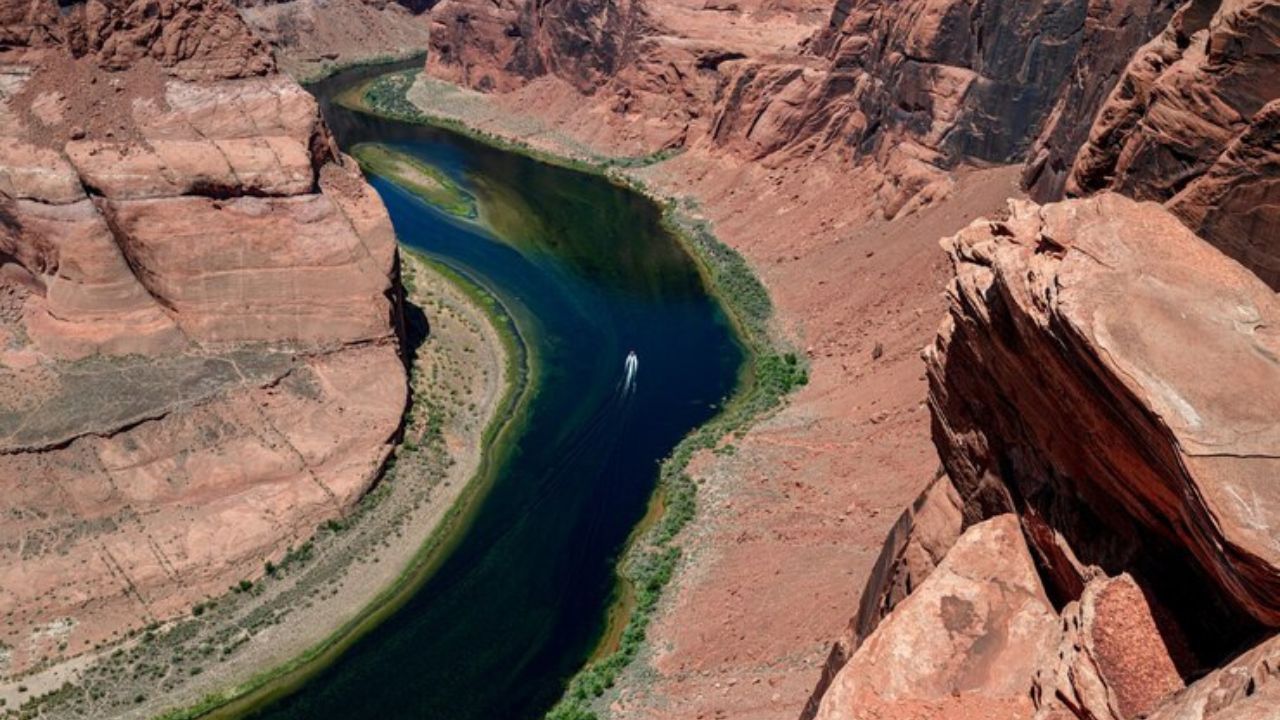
top-left (807, 193), bottom-right (1280, 720)
top-left (416, 0), bottom-right (1280, 718)
top-left (423, 0), bottom-right (1278, 279)
top-left (0, 0), bottom-right (405, 675)
top-left (1048, 0), bottom-right (1280, 289)
top-left (232, 0), bottom-right (434, 78)
top-left (800, 1), bottom-right (1280, 714)
top-left (422, 0), bottom-right (1188, 213)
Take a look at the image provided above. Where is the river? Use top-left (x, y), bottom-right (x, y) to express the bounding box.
top-left (233, 65), bottom-right (744, 719)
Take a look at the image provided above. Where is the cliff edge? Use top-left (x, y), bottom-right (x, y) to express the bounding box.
top-left (807, 194), bottom-right (1280, 720)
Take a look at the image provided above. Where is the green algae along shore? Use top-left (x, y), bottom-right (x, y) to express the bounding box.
top-left (348, 69), bottom-right (808, 720)
top-left (350, 143), bottom-right (478, 219)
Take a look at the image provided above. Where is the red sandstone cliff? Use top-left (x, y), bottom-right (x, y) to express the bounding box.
top-left (1049, 0), bottom-right (1280, 289)
top-left (807, 194), bottom-right (1280, 720)
top-left (0, 0), bottom-right (405, 675)
top-left (422, 0), bottom-right (1190, 213)
top-left (423, 0), bottom-right (1278, 267)
top-left (233, 0), bottom-right (434, 78)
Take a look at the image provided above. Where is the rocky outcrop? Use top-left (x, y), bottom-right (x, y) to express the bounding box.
top-left (420, 0), bottom-right (1199, 217)
top-left (233, 0), bottom-right (434, 79)
top-left (1034, 574), bottom-right (1189, 720)
top-left (425, 0), bottom-right (528, 92)
top-left (0, 0), bottom-right (405, 676)
top-left (1149, 634), bottom-right (1280, 720)
top-left (812, 514), bottom-right (1060, 720)
top-left (927, 193), bottom-right (1280, 636)
top-left (1020, 0), bottom-right (1185, 199)
top-left (800, 472), bottom-right (963, 720)
top-left (1, 0), bottom-right (275, 81)
top-left (810, 193), bottom-right (1280, 719)
top-left (428, 0), bottom-right (649, 93)
top-left (421, 0), bottom-right (1280, 254)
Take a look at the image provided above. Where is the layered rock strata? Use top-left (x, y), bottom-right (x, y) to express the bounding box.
top-left (809, 193), bottom-right (1280, 720)
top-left (233, 0), bottom-right (434, 79)
top-left (423, 0), bottom-right (1278, 287)
top-left (1050, 0), bottom-right (1280, 289)
top-left (0, 0), bottom-right (405, 676)
top-left (422, 0), bottom-right (1195, 215)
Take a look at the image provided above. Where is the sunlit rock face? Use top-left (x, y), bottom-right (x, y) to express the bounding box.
top-left (421, 0), bottom-right (1191, 218)
top-left (806, 193), bottom-right (1280, 720)
top-left (0, 0), bottom-right (406, 675)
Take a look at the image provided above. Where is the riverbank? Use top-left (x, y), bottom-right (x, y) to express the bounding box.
top-left (391, 67), bottom-right (1025, 720)
top-left (288, 50), bottom-right (427, 86)
top-left (0, 251), bottom-right (523, 720)
top-left (346, 69), bottom-right (812, 720)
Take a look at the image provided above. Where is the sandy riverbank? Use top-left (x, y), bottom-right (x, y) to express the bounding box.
top-left (2, 251), bottom-right (516, 720)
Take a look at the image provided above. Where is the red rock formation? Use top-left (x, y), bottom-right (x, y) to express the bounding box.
top-left (234, 0), bottom-right (434, 79)
top-left (0, 0), bottom-right (405, 675)
top-left (801, 472), bottom-right (963, 720)
top-left (1040, 0), bottom-right (1280, 288)
top-left (927, 193), bottom-right (1280, 634)
top-left (419, 0), bottom-right (1200, 218)
top-left (1, 0), bottom-right (275, 80)
top-left (807, 192), bottom-right (1280, 720)
top-left (1021, 0), bottom-right (1186, 201)
top-left (1034, 574), bottom-right (1190, 720)
top-left (811, 514), bottom-right (1060, 720)
top-left (1148, 633), bottom-right (1280, 719)
top-left (426, 0), bottom-right (528, 92)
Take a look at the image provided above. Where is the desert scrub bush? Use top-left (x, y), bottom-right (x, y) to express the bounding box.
top-left (357, 71), bottom-right (427, 122)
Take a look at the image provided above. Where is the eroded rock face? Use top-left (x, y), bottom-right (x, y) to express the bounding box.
top-left (1054, 0), bottom-right (1280, 289)
top-left (1021, 0), bottom-right (1186, 201)
top-left (808, 193), bottom-right (1280, 720)
top-left (420, 0), bottom-right (1194, 217)
top-left (425, 0), bottom-right (529, 92)
top-left (926, 193), bottom-right (1280, 636)
top-left (0, 0), bottom-right (405, 675)
top-left (1, 0), bottom-right (276, 81)
top-left (801, 473), bottom-right (963, 720)
top-left (1148, 633), bottom-right (1280, 720)
top-left (428, 0), bottom-right (648, 93)
top-left (232, 0), bottom-right (435, 79)
top-left (1033, 574), bottom-right (1189, 720)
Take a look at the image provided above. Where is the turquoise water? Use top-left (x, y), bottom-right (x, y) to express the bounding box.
top-left (238, 67), bottom-right (743, 719)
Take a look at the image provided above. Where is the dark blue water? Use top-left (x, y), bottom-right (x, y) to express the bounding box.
top-left (238, 67), bottom-right (743, 720)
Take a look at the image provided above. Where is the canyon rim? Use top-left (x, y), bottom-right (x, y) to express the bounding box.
top-left (2, 0), bottom-right (1279, 719)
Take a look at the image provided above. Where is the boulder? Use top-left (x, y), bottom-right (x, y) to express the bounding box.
top-left (1148, 633), bottom-right (1280, 720)
top-left (1033, 574), bottom-right (1189, 720)
top-left (813, 514), bottom-right (1059, 720)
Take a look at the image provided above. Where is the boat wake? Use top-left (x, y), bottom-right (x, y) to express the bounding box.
top-left (622, 350), bottom-right (639, 396)
top-left (518, 351), bottom-right (641, 521)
